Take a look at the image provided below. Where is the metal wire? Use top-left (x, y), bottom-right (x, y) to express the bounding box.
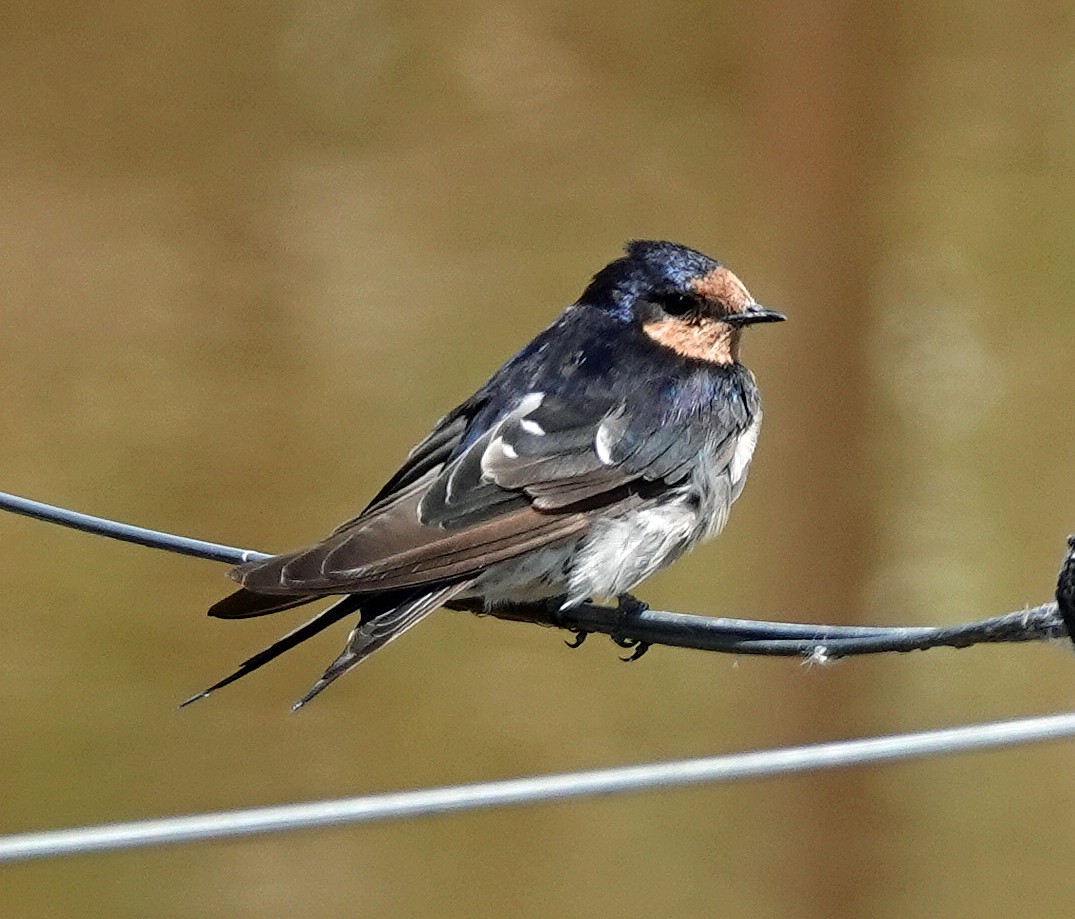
top-left (0, 491), bottom-right (269, 565)
top-left (2, 491), bottom-right (1074, 863)
top-left (0, 490), bottom-right (1068, 656)
top-left (3, 710), bottom-right (1074, 863)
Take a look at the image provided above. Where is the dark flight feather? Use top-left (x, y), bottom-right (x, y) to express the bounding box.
top-left (183, 595), bottom-right (363, 704)
top-left (290, 582), bottom-right (473, 709)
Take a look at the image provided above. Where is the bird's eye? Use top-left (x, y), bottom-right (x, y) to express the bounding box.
top-left (656, 293), bottom-right (697, 317)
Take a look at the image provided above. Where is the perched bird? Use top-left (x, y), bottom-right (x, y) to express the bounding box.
top-left (188, 240), bottom-right (785, 708)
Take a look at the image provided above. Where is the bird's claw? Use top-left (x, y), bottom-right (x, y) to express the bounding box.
top-left (611, 593), bottom-right (650, 661)
top-left (565, 628), bottom-right (589, 649)
top-left (617, 640), bottom-right (650, 662)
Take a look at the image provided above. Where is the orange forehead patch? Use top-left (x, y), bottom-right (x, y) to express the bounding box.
top-left (642, 316), bottom-right (738, 365)
top-left (691, 266), bottom-right (753, 315)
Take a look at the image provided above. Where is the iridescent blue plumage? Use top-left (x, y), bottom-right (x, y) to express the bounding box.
top-left (195, 241), bottom-right (783, 707)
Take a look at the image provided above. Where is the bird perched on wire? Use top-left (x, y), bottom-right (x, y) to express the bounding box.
top-left (186, 240), bottom-right (785, 709)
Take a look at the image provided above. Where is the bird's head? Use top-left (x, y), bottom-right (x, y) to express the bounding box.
top-left (580, 240), bottom-right (785, 365)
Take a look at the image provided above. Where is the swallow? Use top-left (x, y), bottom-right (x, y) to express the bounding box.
top-left (186, 240), bottom-right (785, 709)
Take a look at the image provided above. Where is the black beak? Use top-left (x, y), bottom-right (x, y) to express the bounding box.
top-left (723, 304), bottom-right (787, 327)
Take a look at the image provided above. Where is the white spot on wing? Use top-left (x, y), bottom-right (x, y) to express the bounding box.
top-left (594, 424), bottom-right (615, 465)
top-left (521, 419), bottom-right (545, 435)
top-left (516, 392), bottom-right (545, 416)
top-left (490, 436), bottom-right (518, 459)
top-left (729, 413), bottom-right (761, 487)
top-left (479, 392), bottom-right (544, 478)
top-left (594, 406), bottom-right (627, 467)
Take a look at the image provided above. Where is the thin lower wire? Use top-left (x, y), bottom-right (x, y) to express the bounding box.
top-left (2, 710), bottom-right (1074, 864)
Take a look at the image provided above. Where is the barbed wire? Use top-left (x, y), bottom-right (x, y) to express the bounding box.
top-left (2, 710), bottom-right (1074, 863)
top-left (1, 490), bottom-right (1070, 657)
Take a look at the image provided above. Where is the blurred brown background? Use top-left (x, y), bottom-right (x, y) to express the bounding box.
top-left (3, 2), bottom-right (1075, 917)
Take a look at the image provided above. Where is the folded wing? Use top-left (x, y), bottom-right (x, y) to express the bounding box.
top-left (213, 383), bottom-right (747, 614)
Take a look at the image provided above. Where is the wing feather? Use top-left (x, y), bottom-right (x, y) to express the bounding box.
top-left (291, 582), bottom-right (474, 709)
top-left (231, 373), bottom-right (753, 598)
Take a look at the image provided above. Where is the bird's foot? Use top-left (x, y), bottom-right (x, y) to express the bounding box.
top-left (548, 597), bottom-right (590, 649)
top-left (564, 627), bottom-right (589, 649)
top-left (611, 593), bottom-right (650, 662)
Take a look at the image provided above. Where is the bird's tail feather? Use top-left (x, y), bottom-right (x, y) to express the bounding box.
top-left (208, 586), bottom-right (320, 619)
top-left (292, 580), bottom-right (475, 710)
top-left (181, 594), bottom-right (363, 707)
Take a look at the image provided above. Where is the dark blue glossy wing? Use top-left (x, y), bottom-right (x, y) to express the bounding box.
top-left (226, 308), bottom-right (757, 596)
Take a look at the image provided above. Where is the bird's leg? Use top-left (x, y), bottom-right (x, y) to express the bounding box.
top-left (548, 596), bottom-right (590, 649)
top-left (611, 593), bottom-right (650, 662)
